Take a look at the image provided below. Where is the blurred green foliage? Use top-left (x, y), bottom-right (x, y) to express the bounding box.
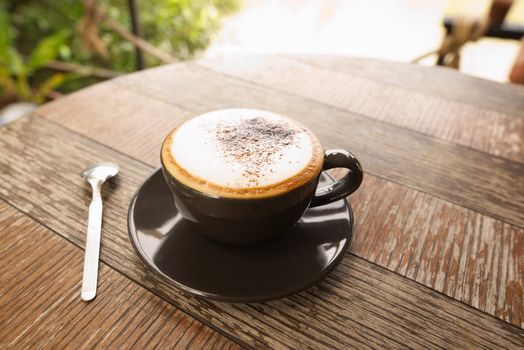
top-left (0, 5), bottom-right (77, 103)
top-left (1, 0), bottom-right (240, 101)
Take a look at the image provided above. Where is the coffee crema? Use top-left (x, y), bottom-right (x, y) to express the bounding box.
top-left (161, 109), bottom-right (324, 198)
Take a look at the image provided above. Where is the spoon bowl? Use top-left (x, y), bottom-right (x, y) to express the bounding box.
top-left (81, 162), bottom-right (119, 183)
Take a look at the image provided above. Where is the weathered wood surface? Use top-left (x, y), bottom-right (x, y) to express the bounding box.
top-left (105, 63), bottom-right (524, 228)
top-left (2, 56), bottom-right (524, 348)
top-left (0, 113), bottom-right (522, 349)
top-left (39, 56), bottom-right (524, 324)
top-left (37, 78), bottom-right (524, 328)
top-left (0, 201), bottom-right (239, 350)
top-left (291, 55), bottom-right (524, 118)
top-left (197, 55), bottom-right (524, 163)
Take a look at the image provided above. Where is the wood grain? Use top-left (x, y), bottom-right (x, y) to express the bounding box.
top-left (107, 64), bottom-right (524, 229)
top-left (291, 55), bottom-right (524, 118)
top-left (0, 116), bottom-right (522, 349)
top-left (37, 83), bottom-right (192, 167)
top-left (196, 55), bottom-right (524, 163)
top-left (348, 173), bottom-right (523, 327)
top-left (36, 72), bottom-right (524, 327)
top-left (0, 201), bottom-right (239, 350)
top-left (37, 82), bottom-right (187, 167)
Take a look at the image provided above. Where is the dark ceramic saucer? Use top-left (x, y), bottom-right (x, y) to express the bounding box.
top-left (128, 169), bottom-right (353, 303)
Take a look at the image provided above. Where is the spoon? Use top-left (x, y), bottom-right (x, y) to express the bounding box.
top-left (80, 162), bottom-right (119, 301)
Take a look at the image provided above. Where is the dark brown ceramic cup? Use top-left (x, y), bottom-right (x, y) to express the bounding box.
top-left (161, 148), bottom-right (362, 245)
top-left (162, 150), bottom-right (363, 244)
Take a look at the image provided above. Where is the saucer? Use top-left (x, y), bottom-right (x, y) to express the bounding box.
top-left (128, 169), bottom-right (353, 303)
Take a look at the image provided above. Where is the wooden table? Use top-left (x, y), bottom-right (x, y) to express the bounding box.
top-left (1, 55), bottom-right (523, 349)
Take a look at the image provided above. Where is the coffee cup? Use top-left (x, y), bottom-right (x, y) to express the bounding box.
top-left (161, 109), bottom-right (363, 245)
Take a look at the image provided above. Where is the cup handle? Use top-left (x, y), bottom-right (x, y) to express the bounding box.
top-left (309, 149), bottom-right (363, 207)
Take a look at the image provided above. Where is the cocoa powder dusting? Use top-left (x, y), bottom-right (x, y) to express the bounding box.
top-left (214, 117), bottom-right (300, 186)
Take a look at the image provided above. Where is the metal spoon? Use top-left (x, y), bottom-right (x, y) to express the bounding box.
top-left (80, 162), bottom-right (119, 301)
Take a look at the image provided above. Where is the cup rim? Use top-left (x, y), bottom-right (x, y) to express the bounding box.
top-left (159, 110), bottom-right (325, 200)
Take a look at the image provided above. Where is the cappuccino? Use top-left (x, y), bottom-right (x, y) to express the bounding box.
top-left (161, 109), bottom-right (323, 198)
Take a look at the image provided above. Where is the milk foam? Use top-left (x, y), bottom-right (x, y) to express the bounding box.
top-left (170, 109), bottom-right (315, 189)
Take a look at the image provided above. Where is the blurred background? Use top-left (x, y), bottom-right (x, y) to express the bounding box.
top-left (0, 0), bottom-right (523, 116)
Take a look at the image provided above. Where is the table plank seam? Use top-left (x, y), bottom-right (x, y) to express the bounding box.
top-left (283, 55), bottom-right (524, 118)
top-left (0, 199), bottom-right (249, 350)
top-left (65, 74), bottom-right (524, 231)
top-left (305, 283), bottom-right (452, 349)
top-left (334, 260), bottom-right (522, 335)
top-left (104, 65), bottom-right (524, 231)
top-left (192, 62), bottom-right (524, 167)
top-left (296, 290), bottom-right (415, 349)
top-left (15, 114), bottom-right (524, 330)
top-left (2, 166), bottom-right (520, 348)
top-left (4, 56), bottom-right (520, 346)
top-left (26, 111), bottom-right (524, 325)
top-left (247, 302), bottom-right (358, 349)
top-left (32, 112), bottom-right (156, 171)
top-left (36, 101), bottom-right (524, 233)
top-left (2, 195), bottom-right (521, 338)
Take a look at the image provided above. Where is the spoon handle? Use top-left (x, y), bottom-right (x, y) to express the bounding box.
top-left (81, 190), bottom-right (103, 301)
